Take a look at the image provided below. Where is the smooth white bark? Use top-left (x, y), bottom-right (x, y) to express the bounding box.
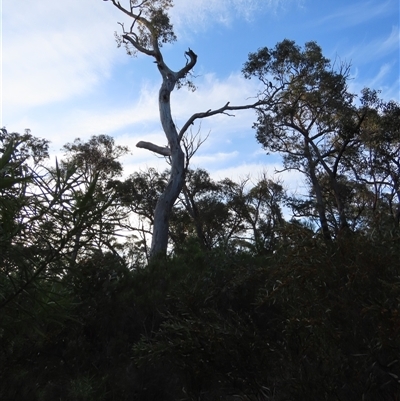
top-left (136, 141), bottom-right (171, 156)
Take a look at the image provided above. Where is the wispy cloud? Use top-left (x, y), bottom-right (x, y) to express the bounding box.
top-left (349, 61), bottom-right (400, 102)
top-left (314, 0), bottom-right (395, 29)
top-left (368, 63), bottom-right (394, 87)
top-left (344, 25), bottom-right (399, 100)
top-left (171, 0), bottom-right (299, 32)
top-left (379, 25), bottom-right (400, 56)
top-left (347, 25), bottom-right (400, 64)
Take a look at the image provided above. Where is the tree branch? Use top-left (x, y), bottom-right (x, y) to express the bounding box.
top-left (178, 100), bottom-right (264, 142)
top-left (122, 34), bottom-right (156, 57)
top-left (136, 141), bottom-right (171, 156)
top-left (110, 0), bottom-right (151, 29)
top-left (176, 48), bottom-right (198, 79)
top-left (110, 0), bottom-right (160, 57)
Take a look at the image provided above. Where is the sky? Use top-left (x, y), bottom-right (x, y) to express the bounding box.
top-left (1, 0), bottom-right (399, 196)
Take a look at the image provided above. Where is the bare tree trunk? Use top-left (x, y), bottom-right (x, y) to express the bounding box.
top-left (150, 78), bottom-right (185, 258)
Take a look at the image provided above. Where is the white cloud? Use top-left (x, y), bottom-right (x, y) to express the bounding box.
top-left (4, 71), bottom-right (260, 178)
top-left (171, 0), bottom-right (296, 33)
top-left (172, 73), bottom-right (260, 123)
top-left (54, 71), bottom-right (258, 142)
top-left (1, 0), bottom-right (297, 120)
top-left (191, 151), bottom-right (239, 166)
top-left (68, 87), bottom-right (160, 138)
top-left (1, 0), bottom-right (263, 135)
top-left (2, 0), bottom-right (122, 112)
top-left (210, 162), bottom-right (306, 193)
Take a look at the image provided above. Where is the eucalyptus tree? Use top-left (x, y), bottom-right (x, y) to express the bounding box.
top-left (0, 132), bottom-right (130, 314)
top-left (345, 89), bottom-right (400, 228)
top-left (110, 167), bottom-right (168, 260)
top-left (105, 0), bottom-right (262, 259)
top-left (223, 173), bottom-right (286, 254)
top-left (169, 169), bottom-right (287, 254)
top-left (242, 40), bottom-right (362, 240)
top-left (176, 169), bottom-right (238, 250)
top-left (0, 128), bottom-right (48, 246)
top-left (57, 135), bottom-right (131, 262)
top-left (0, 129), bottom-right (52, 309)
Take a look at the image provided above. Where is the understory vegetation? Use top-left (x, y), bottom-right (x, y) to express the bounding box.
top-left (1, 126), bottom-right (399, 400)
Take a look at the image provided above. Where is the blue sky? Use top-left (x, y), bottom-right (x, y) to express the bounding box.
top-left (1, 0), bottom-right (399, 194)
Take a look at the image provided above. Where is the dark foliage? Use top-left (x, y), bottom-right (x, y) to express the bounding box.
top-left (2, 230), bottom-right (399, 400)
